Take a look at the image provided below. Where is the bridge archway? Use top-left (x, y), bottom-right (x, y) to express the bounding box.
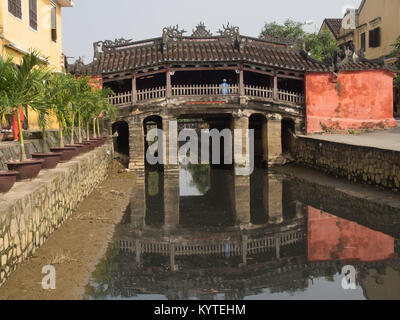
top-left (112, 121), bottom-right (130, 157)
top-left (281, 118), bottom-right (295, 154)
top-left (143, 115), bottom-right (164, 166)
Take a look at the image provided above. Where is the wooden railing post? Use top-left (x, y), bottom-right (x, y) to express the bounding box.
top-left (166, 69), bottom-right (172, 98)
top-left (132, 75), bottom-right (137, 104)
top-left (273, 71), bottom-right (278, 101)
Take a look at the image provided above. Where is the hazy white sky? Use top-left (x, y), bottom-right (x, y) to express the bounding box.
top-left (62, 0), bottom-right (362, 64)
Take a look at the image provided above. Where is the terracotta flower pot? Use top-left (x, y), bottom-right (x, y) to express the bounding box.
top-left (6, 159), bottom-right (45, 181)
top-left (90, 139), bottom-right (101, 147)
top-left (81, 141), bottom-right (94, 151)
top-left (31, 152), bottom-right (62, 169)
top-left (65, 144), bottom-right (86, 155)
top-left (0, 171), bottom-right (19, 193)
top-left (50, 147), bottom-right (77, 162)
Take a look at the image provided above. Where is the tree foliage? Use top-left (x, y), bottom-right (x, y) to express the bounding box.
top-left (391, 37), bottom-right (400, 89)
top-left (260, 19), bottom-right (305, 41)
top-left (259, 19), bottom-right (339, 63)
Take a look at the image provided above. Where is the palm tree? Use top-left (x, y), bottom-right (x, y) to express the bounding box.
top-left (43, 73), bottom-right (74, 148)
top-left (0, 52), bottom-right (49, 161)
top-left (69, 76), bottom-right (94, 144)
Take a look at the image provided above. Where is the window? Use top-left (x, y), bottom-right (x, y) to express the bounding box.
top-left (29, 0), bottom-right (38, 30)
top-left (360, 32), bottom-right (366, 51)
top-left (51, 3), bottom-right (57, 42)
top-left (369, 27), bottom-right (381, 48)
top-left (8, 0), bottom-right (22, 19)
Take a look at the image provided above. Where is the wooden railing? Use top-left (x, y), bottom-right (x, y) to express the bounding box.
top-left (244, 85), bottom-right (273, 99)
top-left (119, 229), bottom-right (305, 257)
top-left (108, 91), bottom-right (132, 106)
top-left (109, 84), bottom-right (304, 107)
top-left (137, 86), bottom-right (166, 101)
top-left (172, 84), bottom-right (239, 96)
top-left (278, 89), bottom-right (305, 105)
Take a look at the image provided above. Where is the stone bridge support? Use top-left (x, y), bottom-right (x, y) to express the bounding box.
top-left (233, 175), bottom-right (251, 226)
top-left (164, 165), bottom-right (180, 230)
top-left (130, 173), bottom-right (146, 229)
top-left (263, 114), bottom-right (285, 166)
top-left (128, 117), bottom-right (145, 173)
top-left (263, 173), bottom-right (283, 224)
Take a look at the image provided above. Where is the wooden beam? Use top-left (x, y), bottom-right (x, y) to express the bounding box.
top-left (132, 75), bottom-right (137, 104)
top-left (239, 67), bottom-right (245, 96)
top-left (102, 73), bottom-right (133, 83)
top-left (243, 67), bottom-right (274, 77)
top-left (170, 66), bottom-right (239, 73)
top-left (166, 68), bottom-right (172, 98)
top-left (273, 71), bottom-right (278, 101)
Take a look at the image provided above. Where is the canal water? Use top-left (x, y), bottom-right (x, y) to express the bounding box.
top-left (85, 164), bottom-right (400, 300)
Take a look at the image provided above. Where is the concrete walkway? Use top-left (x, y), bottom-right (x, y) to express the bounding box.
top-left (303, 121), bottom-right (400, 152)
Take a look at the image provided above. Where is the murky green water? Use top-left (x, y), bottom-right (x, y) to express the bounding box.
top-left (85, 165), bottom-right (400, 300)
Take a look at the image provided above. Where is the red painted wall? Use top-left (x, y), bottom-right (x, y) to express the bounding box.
top-left (305, 70), bottom-right (397, 133)
top-left (88, 75), bottom-right (103, 90)
top-left (307, 207), bottom-right (395, 263)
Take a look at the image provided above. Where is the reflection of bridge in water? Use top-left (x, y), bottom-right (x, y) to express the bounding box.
top-left (85, 165), bottom-right (400, 300)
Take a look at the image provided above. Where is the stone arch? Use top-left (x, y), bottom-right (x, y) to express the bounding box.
top-left (112, 120), bottom-right (130, 157)
top-left (281, 117), bottom-right (295, 154)
top-left (249, 113), bottom-right (267, 167)
top-left (143, 115), bottom-right (164, 165)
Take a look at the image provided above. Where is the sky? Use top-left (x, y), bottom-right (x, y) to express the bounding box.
top-left (62, 0), bottom-right (362, 64)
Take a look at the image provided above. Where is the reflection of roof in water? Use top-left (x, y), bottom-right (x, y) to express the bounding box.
top-left (107, 254), bottom-right (399, 300)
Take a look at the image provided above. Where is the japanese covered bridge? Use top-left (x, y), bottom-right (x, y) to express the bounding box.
top-left (68, 23), bottom-right (397, 172)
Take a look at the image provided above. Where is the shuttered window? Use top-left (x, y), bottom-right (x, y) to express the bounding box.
top-left (51, 4), bottom-right (57, 42)
top-left (8, 0), bottom-right (22, 19)
top-left (369, 28), bottom-right (381, 48)
top-left (360, 32), bottom-right (366, 51)
top-left (29, 0), bottom-right (38, 30)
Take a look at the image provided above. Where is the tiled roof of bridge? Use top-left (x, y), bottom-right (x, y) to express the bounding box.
top-left (322, 18), bottom-right (342, 39)
top-left (67, 24), bottom-right (390, 76)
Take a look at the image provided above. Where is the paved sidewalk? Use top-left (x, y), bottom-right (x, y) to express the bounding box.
top-left (303, 121), bottom-right (400, 152)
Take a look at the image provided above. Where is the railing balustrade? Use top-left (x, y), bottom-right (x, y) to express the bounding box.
top-left (109, 84), bottom-right (304, 107)
top-left (119, 229), bottom-right (305, 257)
top-left (244, 85), bottom-right (273, 99)
top-left (108, 91), bottom-right (132, 106)
top-left (137, 86), bottom-right (166, 101)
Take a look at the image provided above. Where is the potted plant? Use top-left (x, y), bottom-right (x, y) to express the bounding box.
top-left (30, 104), bottom-right (62, 169)
top-left (0, 52), bottom-right (48, 181)
top-left (43, 73), bottom-right (78, 162)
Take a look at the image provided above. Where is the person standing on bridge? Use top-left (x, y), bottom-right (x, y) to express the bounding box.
top-left (220, 79), bottom-right (230, 95)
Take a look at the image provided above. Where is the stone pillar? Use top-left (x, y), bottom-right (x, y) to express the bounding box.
top-left (162, 116), bottom-right (178, 166)
top-left (265, 114), bottom-right (284, 166)
top-left (130, 173), bottom-right (146, 229)
top-left (232, 113), bottom-right (252, 176)
top-left (233, 174), bottom-right (251, 226)
top-left (169, 242), bottom-right (177, 271)
top-left (164, 165), bottom-right (180, 230)
top-left (128, 117), bottom-right (145, 173)
top-left (263, 173), bottom-right (283, 224)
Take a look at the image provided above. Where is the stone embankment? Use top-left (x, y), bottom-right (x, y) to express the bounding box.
top-left (0, 142), bottom-right (113, 287)
top-left (289, 134), bottom-right (400, 190)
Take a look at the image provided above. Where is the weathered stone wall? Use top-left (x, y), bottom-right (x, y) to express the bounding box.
top-left (0, 143), bottom-right (113, 287)
top-left (0, 129), bottom-right (90, 170)
top-left (289, 134), bottom-right (400, 190)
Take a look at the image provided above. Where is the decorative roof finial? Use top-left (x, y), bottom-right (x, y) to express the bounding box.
top-left (191, 22), bottom-right (212, 38)
top-left (217, 23), bottom-right (240, 37)
top-left (162, 25), bottom-right (187, 41)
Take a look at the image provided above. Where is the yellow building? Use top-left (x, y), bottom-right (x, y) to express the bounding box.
top-left (0, 0), bottom-right (74, 130)
top-left (328, 0), bottom-right (400, 63)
